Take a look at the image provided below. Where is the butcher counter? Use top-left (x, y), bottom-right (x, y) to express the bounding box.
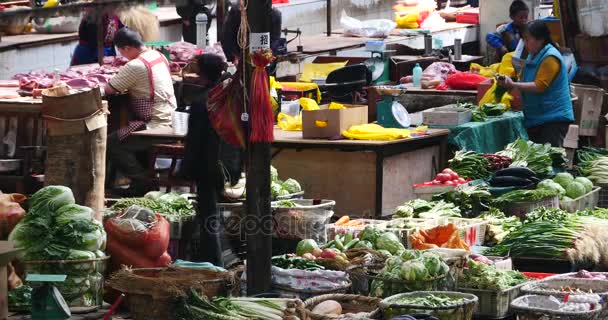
top-left (0, 7), bottom-right (183, 80)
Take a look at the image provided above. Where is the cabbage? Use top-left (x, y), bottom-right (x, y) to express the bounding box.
top-left (55, 204), bottom-right (93, 225)
top-left (28, 185), bottom-right (75, 214)
top-left (538, 179), bottom-right (565, 196)
top-left (400, 260), bottom-right (429, 281)
top-left (94, 250), bottom-right (106, 258)
top-left (295, 239), bottom-right (318, 256)
top-left (271, 181), bottom-right (283, 197)
top-left (282, 178), bottom-right (302, 194)
top-left (421, 252), bottom-right (446, 277)
top-left (360, 227), bottom-right (381, 245)
top-left (67, 250), bottom-right (96, 260)
top-left (270, 166), bottom-right (279, 182)
top-left (566, 181), bottom-right (587, 199)
top-left (400, 250), bottom-right (422, 261)
top-left (353, 240), bottom-right (374, 249)
top-left (377, 249), bottom-right (392, 257)
top-left (574, 177), bottom-right (593, 193)
top-left (55, 219), bottom-right (105, 252)
top-left (277, 188), bottom-right (290, 197)
top-left (553, 172), bottom-right (574, 189)
top-left (376, 232), bottom-right (405, 255)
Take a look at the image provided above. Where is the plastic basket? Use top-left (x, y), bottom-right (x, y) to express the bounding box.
top-left (379, 291), bottom-right (478, 320)
top-left (23, 257), bottom-right (109, 312)
top-left (271, 199), bottom-right (335, 243)
top-left (597, 183), bottom-right (608, 208)
top-left (413, 185), bottom-right (456, 200)
top-left (438, 217), bottom-right (488, 247)
top-left (346, 264), bottom-right (447, 298)
top-left (511, 295), bottom-right (603, 320)
top-left (521, 278), bottom-right (608, 298)
top-left (504, 195), bottom-right (560, 218)
top-left (560, 187), bottom-right (601, 212)
top-left (458, 283), bottom-right (525, 318)
top-left (326, 218), bottom-right (387, 241)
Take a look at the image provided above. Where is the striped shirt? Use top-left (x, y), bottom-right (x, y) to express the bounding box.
top-left (109, 50), bottom-right (176, 129)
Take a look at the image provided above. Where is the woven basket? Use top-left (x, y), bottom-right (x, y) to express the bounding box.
top-left (511, 295), bottom-right (603, 320)
top-left (347, 264), bottom-right (447, 298)
top-left (107, 266), bottom-right (237, 320)
top-left (272, 280), bottom-right (352, 301)
top-left (303, 294), bottom-right (381, 320)
top-left (521, 278), bottom-right (608, 297)
top-left (379, 291), bottom-right (478, 320)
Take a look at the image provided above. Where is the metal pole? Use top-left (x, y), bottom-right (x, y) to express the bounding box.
top-left (196, 13), bottom-right (208, 48)
top-left (326, 0), bottom-right (331, 37)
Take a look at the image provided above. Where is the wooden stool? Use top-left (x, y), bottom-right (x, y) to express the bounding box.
top-left (147, 143), bottom-right (196, 193)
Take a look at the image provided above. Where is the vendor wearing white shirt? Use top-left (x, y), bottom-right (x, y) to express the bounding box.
top-left (104, 28), bottom-right (177, 195)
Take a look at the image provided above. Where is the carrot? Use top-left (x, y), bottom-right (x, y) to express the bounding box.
top-left (345, 220), bottom-right (364, 227)
top-left (335, 216), bottom-right (350, 226)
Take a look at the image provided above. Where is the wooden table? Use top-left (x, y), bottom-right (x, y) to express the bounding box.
top-left (0, 241), bottom-right (19, 320)
top-left (272, 127), bottom-right (450, 217)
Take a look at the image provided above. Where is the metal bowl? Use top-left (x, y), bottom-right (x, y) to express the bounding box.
top-left (0, 159), bottom-right (22, 173)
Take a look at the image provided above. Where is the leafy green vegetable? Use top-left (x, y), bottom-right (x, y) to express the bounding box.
top-left (574, 177), bottom-right (593, 193)
top-left (391, 293), bottom-right (465, 307)
top-left (554, 172), bottom-right (574, 189)
top-left (281, 178), bottom-right (302, 194)
top-left (480, 103), bottom-right (508, 116)
top-left (565, 181), bottom-right (586, 199)
top-left (492, 188), bottom-right (559, 207)
top-left (271, 255), bottom-right (324, 271)
top-left (537, 179), bottom-right (566, 197)
top-left (460, 260), bottom-right (528, 291)
top-left (270, 165), bottom-right (279, 182)
top-left (360, 226), bottom-right (382, 245)
top-left (111, 192), bottom-right (195, 220)
top-left (497, 138), bottom-right (566, 178)
top-left (376, 232), bottom-right (405, 255)
top-left (448, 151), bottom-right (491, 180)
top-left (28, 185), bottom-right (75, 215)
top-left (432, 184), bottom-right (491, 217)
top-left (394, 199), bottom-right (461, 219)
top-left (479, 208), bottom-right (521, 246)
top-left (55, 204), bottom-right (94, 225)
top-left (8, 285), bottom-right (32, 312)
top-left (524, 208), bottom-right (572, 224)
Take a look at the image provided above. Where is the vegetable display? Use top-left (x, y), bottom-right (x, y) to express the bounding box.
top-left (483, 154), bottom-right (513, 171)
top-left (110, 191), bottom-right (195, 220)
top-left (460, 260), bottom-right (528, 291)
top-left (432, 184), bottom-right (491, 218)
top-left (489, 167), bottom-right (539, 189)
top-left (491, 188), bottom-right (559, 207)
top-left (497, 138), bottom-right (566, 178)
top-left (370, 250), bottom-right (450, 297)
top-left (479, 103), bottom-right (508, 117)
top-left (270, 166), bottom-right (303, 198)
top-left (478, 208), bottom-right (521, 246)
top-left (389, 293), bottom-right (465, 308)
top-left (176, 289), bottom-right (305, 320)
top-left (578, 156), bottom-right (608, 184)
top-left (448, 151), bottom-right (491, 180)
top-left (394, 199), bottom-right (461, 219)
top-left (271, 255), bottom-right (325, 271)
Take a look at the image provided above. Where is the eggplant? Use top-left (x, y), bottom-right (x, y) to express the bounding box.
top-left (490, 176), bottom-right (532, 187)
top-left (495, 167), bottom-right (537, 179)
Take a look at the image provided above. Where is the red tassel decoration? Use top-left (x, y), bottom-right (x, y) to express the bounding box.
top-left (249, 49), bottom-right (275, 143)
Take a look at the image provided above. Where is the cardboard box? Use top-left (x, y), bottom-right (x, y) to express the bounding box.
top-left (422, 105), bottom-right (472, 126)
top-left (302, 104), bottom-right (368, 139)
top-left (573, 84), bottom-right (605, 137)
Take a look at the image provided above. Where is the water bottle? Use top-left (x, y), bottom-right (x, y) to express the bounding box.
top-left (413, 63), bottom-right (422, 88)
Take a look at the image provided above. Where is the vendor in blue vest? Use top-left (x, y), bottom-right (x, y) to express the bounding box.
top-left (497, 20), bottom-right (574, 147)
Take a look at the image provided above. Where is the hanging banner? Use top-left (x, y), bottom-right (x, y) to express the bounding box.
top-left (250, 32), bottom-right (270, 52)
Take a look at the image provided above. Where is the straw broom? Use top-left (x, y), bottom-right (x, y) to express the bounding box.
top-left (118, 6), bottom-right (160, 42)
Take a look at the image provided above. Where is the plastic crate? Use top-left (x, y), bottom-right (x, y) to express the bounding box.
top-left (597, 183), bottom-right (608, 208)
top-left (459, 283), bottom-right (525, 318)
top-left (326, 219), bottom-right (387, 241)
top-left (384, 218), bottom-right (439, 248)
top-left (560, 187), bottom-right (601, 212)
top-left (438, 217), bottom-right (489, 247)
top-left (504, 195), bottom-right (560, 218)
top-left (413, 185), bottom-right (456, 201)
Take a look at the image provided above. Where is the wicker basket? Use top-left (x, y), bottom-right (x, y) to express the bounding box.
top-left (511, 295), bottom-right (603, 320)
top-left (23, 257), bottom-right (109, 312)
top-left (347, 264), bottom-right (447, 298)
top-left (107, 266), bottom-right (236, 320)
top-left (521, 278), bottom-right (608, 297)
top-left (303, 294), bottom-right (381, 320)
top-left (379, 291), bottom-right (478, 320)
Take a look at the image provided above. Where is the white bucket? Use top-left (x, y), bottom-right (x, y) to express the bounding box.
top-left (172, 111), bottom-right (189, 135)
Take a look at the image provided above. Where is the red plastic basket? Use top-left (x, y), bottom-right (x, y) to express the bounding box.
top-left (456, 12), bottom-right (479, 24)
top-left (521, 272), bottom-right (556, 280)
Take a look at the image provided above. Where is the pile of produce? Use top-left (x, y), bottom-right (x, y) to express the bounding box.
top-left (483, 153), bottom-right (513, 171)
top-left (565, 270), bottom-right (608, 280)
top-left (432, 184), bottom-right (491, 218)
top-left (333, 216), bottom-right (365, 228)
top-left (9, 186), bottom-right (106, 261)
top-left (460, 260), bottom-right (528, 291)
top-left (394, 199), bottom-right (461, 219)
top-left (175, 289), bottom-right (306, 320)
top-left (110, 191), bottom-right (195, 221)
top-left (410, 224), bottom-right (470, 251)
top-left (270, 166), bottom-right (303, 198)
top-left (350, 227), bottom-right (406, 256)
top-left (293, 238), bottom-right (350, 269)
top-left (370, 250), bottom-right (450, 297)
top-left (537, 172), bottom-right (594, 200)
top-left (386, 293), bottom-right (465, 308)
top-left (478, 208), bottom-right (521, 246)
top-left (448, 151), bottom-right (491, 180)
top-left (414, 168), bottom-right (468, 187)
top-left (488, 167), bottom-right (539, 189)
top-left (478, 103), bottom-right (508, 117)
top-left (272, 254), bottom-right (325, 271)
top-left (497, 138), bottom-right (567, 178)
top-left (578, 156), bottom-right (608, 184)
top-left (491, 188), bottom-right (559, 207)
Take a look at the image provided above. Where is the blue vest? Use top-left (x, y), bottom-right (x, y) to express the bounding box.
top-left (521, 44), bottom-right (574, 128)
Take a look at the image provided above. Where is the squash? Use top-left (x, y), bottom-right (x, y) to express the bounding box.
top-left (312, 300), bottom-right (342, 315)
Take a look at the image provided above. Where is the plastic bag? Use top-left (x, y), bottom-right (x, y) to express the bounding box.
top-left (479, 78), bottom-right (514, 108)
top-left (445, 72), bottom-right (488, 90)
top-left (270, 266), bottom-right (350, 292)
top-left (277, 113), bottom-right (303, 131)
top-left (420, 11), bottom-right (446, 30)
top-left (342, 124), bottom-right (427, 141)
top-left (105, 213), bottom-right (170, 259)
top-left (299, 62), bottom-right (347, 83)
top-left (341, 10), bottom-right (396, 38)
top-left (299, 97), bottom-right (320, 111)
top-left (395, 12), bottom-right (419, 29)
